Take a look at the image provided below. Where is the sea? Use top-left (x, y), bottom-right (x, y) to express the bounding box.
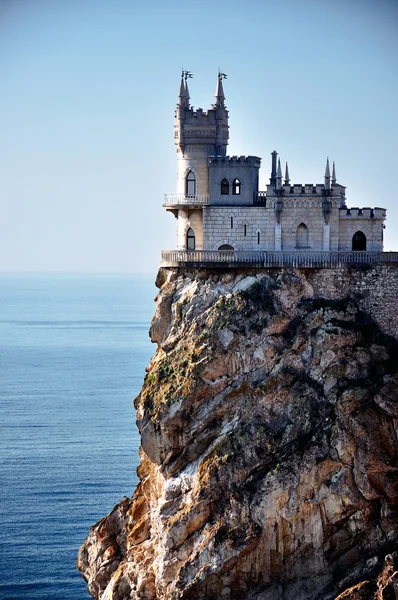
top-left (0, 274), bottom-right (156, 600)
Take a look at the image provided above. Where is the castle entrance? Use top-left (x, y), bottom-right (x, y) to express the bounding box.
top-left (352, 231), bottom-right (367, 251)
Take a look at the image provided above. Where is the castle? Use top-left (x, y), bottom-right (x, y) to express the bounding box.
top-left (163, 72), bottom-right (386, 257)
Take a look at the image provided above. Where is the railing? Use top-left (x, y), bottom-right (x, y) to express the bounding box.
top-left (161, 250), bottom-right (398, 268)
top-left (163, 194), bottom-right (210, 206)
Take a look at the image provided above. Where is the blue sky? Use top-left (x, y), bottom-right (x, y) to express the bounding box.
top-left (1, 0), bottom-right (397, 273)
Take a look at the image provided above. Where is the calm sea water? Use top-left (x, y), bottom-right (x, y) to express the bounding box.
top-left (0, 274), bottom-right (156, 600)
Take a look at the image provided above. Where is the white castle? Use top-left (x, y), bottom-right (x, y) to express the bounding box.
top-left (163, 72), bottom-right (386, 256)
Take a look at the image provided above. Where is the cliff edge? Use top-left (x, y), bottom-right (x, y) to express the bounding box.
top-left (78, 267), bottom-right (398, 600)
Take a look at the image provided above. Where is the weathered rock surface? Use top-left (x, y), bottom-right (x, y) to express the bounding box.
top-left (77, 268), bottom-right (398, 600)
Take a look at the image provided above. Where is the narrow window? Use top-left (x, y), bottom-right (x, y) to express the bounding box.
top-left (352, 231), bottom-right (366, 251)
top-left (221, 178), bottom-right (229, 195)
top-left (186, 171), bottom-right (196, 196)
top-left (232, 178), bottom-right (241, 195)
top-left (296, 223), bottom-right (309, 248)
top-left (244, 224), bottom-right (247, 236)
top-left (257, 232), bottom-right (260, 245)
top-left (186, 227), bottom-right (195, 250)
top-left (230, 217), bottom-right (233, 229)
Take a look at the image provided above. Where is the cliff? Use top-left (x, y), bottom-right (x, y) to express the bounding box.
top-left (77, 267), bottom-right (398, 600)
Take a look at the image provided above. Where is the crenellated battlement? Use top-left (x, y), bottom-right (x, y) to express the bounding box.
top-left (266, 183), bottom-right (346, 197)
top-left (209, 155), bottom-right (261, 167)
top-left (340, 207), bottom-right (386, 219)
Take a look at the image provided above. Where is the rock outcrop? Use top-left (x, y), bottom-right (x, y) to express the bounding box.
top-left (77, 267), bottom-right (398, 600)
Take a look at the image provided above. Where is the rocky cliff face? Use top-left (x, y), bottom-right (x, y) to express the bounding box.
top-left (77, 268), bottom-right (398, 600)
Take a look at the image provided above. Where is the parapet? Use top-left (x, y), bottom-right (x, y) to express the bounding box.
top-left (209, 155), bottom-right (261, 168)
top-left (339, 207), bottom-right (386, 220)
top-left (266, 182), bottom-right (346, 197)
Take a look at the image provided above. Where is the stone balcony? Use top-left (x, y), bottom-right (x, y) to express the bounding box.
top-left (161, 250), bottom-right (398, 269)
top-left (163, 194), bottom-right (210, 208)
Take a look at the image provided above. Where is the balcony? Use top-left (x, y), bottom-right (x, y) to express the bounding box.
top-left (163, 194), bottom-right (210, 207)
top-left (160, 250), bottom-right (398, 268)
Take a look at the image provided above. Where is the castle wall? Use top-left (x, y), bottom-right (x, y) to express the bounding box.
top-left (203, 206), bottom-right (269, 250)
top-left (208, 156), bottom-right (261, 206)
top-left (338, 208), bottom-right (385, 251)
top-left (202, 203), bottom-right (341, 251)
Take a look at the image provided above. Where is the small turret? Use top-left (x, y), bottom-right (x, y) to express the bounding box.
top-left (178, 72), bottom-right (190, 108)
top-left (214, 72), bottom-right (226, 107)
top-left (284, 162), bottom-right (290, 185)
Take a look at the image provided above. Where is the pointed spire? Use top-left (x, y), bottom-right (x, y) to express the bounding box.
top-left (178, 71), bottom-right (190, 107)
top-left (214, 72), bottom-right (226, 106)
top-left (277, 158), bottom-right (282, 178)
top-left (332, 161), bottom-right (337, 183)
top-left (276, 158), bottom-right (283, 190)
top-left (284, 162), bottom-right (290, 185)
top-left (324, 157), bottom-right (331, 178)
top-left (324, 157), bottom-right (331, 190)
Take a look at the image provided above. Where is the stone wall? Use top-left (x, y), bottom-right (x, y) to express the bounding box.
top-left (307, 264), bottom-right (398, 339)
top-left (203, 206), bottom-right (269, 250)
top-left (338, 213), bottom-right (384, 251)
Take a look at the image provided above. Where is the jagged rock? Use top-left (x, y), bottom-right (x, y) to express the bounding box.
top-left (78, 268), bottom-right (398, 600)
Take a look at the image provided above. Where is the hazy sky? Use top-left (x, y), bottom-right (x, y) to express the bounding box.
top-left (1, 0), bottom-right (397, 273)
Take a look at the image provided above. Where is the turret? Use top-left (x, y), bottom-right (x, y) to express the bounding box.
top-left (178, 73), bottom-right (190, 108)
top-left (214, 72), bottom-right (226, 107)
top-left (173, 72), bottom-right (229, 196)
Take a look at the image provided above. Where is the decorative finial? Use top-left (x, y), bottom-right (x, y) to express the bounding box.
top-left (324, 157), bottom-right (331, 179)
top-left (332, 161), bottom-right (337, 183)
top-left (215, 70), bottom-right (226, 106)
top-left (284, 162), bottom-right (290, 185)
top-left (324, 157), bottom-right (331, 192)
top-left (277, 158), bottom-right (282, 178)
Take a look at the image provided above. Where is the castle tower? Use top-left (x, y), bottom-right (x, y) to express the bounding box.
top-left (174, 72), bottom-right (229, 197)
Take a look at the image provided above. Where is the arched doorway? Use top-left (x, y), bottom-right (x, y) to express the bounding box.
top-left (218, 244), bottom-right (234, 250)
top-left (352, 231), bottom-right (366, 251)
top-left (186, 228), bottom-right (195, 250)
top-left (296, 223), bottom-right (309, 248)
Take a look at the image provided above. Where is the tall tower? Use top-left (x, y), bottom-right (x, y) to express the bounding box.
top-left (174, 72), bottom-right (229, 196)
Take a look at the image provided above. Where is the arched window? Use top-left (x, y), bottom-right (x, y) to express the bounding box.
top-left (221, 178), bottom-right (229, 195)
top-left (186, 171), bottom-right (196, 197)
top-left (232, 178), bottom-right (241, 195)
top-left (186, 228), bottom-right (195, 250)
top-left (352, 231), bottom-right (366, 251)
top-left (218, 244), bottom-right (234, 250)
top-left (296, 223), bottom-right (309, 248)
